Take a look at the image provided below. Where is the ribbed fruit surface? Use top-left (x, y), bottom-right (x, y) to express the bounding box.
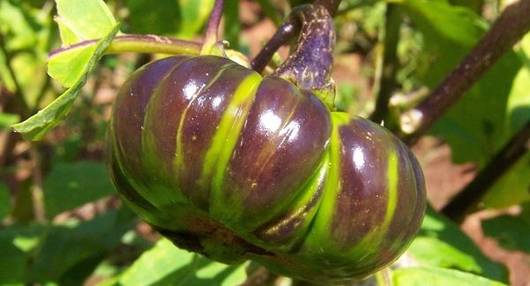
top-left (108, 55), bottom-right (426, 283)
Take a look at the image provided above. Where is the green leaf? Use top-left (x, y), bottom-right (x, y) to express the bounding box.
top-left (481, 34), bottom-right (530, 208)
top-left (31, 208), bottom-right (136, 283)
top-left (482, 153), bottom-right (530, 208)
top-left (43, 161), bottom-right (116, 218)
top-left (55, 0), bottom-right (117, 43)
top-left (124, 0), bottom-right (181, 35)
top-left (56, 17), bottom-right (82, 46)
top-left (224, 0), bottom-right (241, 50)
top-left (0, 218), bottom-right (132, 284)
top-left (482, 213), bottom-right (530, 253)
top-left (178, 0), bottom-right (215, 38)
top-left (399, 0), bottom-right (522, 166)
top-left (49, 0), bottom-right (121, 86)
top-left (401, 1), bottom-right (486, 47)
top-left (408, 208), bottom-right (507, 282)
top-left (391, 267), bottom-right (506, 286)
top-left (0, 224), bottom-right (47, 284)
top-left (0, 183), bottom-right (10, 220)
top-left (0, 1), bottom-right (51, 106)
top-left (0, 0), bottom-right (41, 50)
top-left (118, 238), bottom-right (248, 286)
top-left (12, 24), bottom-right (120, 140)
top-left (47, 44), bottom-right (97, 88)
top-left (123, 0), bottom-right (214, 38)
top-left (0, 113), bottom-right (19, 130)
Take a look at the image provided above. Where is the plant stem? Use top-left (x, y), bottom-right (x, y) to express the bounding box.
top-left (441, 121), bottom-right (530, 222)
top-left (29, 144), bottom-right (46, 222)
top-left (370, 3), bottom-right (401, 124)
top-left (49, 34), bottom-right (202, 59)
top-left (398, 0), bottom-right (530, 144)
top-left (202, 0), bottom-right (224, 52)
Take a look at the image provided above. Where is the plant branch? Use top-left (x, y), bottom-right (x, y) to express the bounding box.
top-left (369, 3), bottom-right (401, 124)
top-left (441, 121), bottom-right (530, 222)
top-left (398, 0), bottom-right (530, 144)
top-left (49, 34), bottom-right (202, 59)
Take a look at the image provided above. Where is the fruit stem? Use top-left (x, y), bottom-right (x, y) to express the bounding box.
top-left (398, 0), bottom-right (530, 144)
top-left (48, 34), bottom-right (202, 59)
top-left (441, 121), bottom-right (530, 223)
top-left (201, 0), bottom-right (225, 55)
top-left (251, 20), bottom-right (299, 73)
top-left (273, 4), bottom-right (336, 109)
top-left (251, 0), bottom-right (342, 73)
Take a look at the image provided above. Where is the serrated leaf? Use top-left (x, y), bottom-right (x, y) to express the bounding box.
top-left (0, 183), bottom-right (10, 220)
top-left (43, 161), bottom-right (115, 218)
top-left (408, 208), bottom-right (507, 282)
top-left (482, 214), bottom-right (530, 253)
top-left (391, 267), bottom-right (506, 286)
top-left (55, 0), bottom-right (117, 43)
top-left (118, 238), bottom-right (248, 286)
top-left (12, 24), bottom-right (120, 140)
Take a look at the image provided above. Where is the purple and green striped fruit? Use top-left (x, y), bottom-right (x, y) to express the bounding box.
top-left (108, 55), bottom-right (426, 284)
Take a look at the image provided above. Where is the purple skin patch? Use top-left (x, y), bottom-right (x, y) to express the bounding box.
top-left (108, 5), bottom-right (425, 283)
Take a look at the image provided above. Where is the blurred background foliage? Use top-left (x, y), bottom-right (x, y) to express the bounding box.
top-left (0, 0), bottom-right (529, 285)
